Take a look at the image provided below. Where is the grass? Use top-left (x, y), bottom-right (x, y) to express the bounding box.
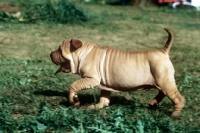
top-left (0, 0), bottom-right (200, 132)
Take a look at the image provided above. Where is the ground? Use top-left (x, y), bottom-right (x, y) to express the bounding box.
top-left (0, 0), bottom-right (200, 132)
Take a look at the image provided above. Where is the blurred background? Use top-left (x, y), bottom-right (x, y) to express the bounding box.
top-left (0, 0), bottom-right (200, 24)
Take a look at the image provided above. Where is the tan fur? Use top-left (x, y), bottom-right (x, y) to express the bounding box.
top-left (50, 28), bottom-right (185, 116)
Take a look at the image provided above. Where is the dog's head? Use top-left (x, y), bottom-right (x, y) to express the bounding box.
top-left (50, 39), bottom-right (82, 74)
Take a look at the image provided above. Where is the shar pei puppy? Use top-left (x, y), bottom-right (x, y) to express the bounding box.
top-left (50, 28), bottom-right (185, 116)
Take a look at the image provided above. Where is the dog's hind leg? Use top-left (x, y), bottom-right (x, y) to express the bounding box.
top-left (164, 86), bottom-right (186, 116)
top-left (155, 78), bottom-right (186, 116)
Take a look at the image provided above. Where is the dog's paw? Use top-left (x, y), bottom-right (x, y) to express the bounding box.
top-left (148, 99), bottom-right (158, 107)
top-left (87, 102), bottom-right (108, 109)
top-left (87, 104), bottom-right (102, 109)
top-left (87, 104), bottom-right (96, 109)
top-left (72, 95), bottom-right (80, 107)
top-left (171, 111), bottom-right (181, 117)
top-left (69, 93), bottom-right (80, 107)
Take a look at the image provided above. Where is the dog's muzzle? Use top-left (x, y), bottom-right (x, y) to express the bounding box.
top-left (50, 50), bottom-right (63, 65)
top-left (50, 51), bottom-right (71, 75)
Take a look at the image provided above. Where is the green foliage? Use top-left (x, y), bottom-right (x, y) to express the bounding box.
top-left (0, 0), bottom-right (89, 23)
top-left (0, 96), bottom-right (199, 133)
top-left (0, 57), bottom-right (199, 133)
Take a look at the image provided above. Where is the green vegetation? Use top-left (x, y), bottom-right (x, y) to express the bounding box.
top-left (0, 0), bottom-right (88, 23)
top-left (0, 0), bottom-right (200, 132)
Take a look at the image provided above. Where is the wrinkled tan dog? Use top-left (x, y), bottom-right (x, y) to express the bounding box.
top-left (50, 28), bottom-right (185, 116)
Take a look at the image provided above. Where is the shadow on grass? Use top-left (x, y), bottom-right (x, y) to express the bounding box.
top-left (33, 89), bottom-right (171, 115)
top-left (34, 90), bottom-right (135, 106)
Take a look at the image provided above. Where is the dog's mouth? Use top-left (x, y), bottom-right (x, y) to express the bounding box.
top-left (55, 61), bottom-right (71, 75)
top-left (50, 51), bottom-right (71, 75)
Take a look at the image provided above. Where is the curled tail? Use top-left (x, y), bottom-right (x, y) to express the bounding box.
top-left (162, 28), bottom-right (173, 54)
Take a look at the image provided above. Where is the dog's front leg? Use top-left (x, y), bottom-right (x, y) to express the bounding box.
top-left (69, 78), bottom-right (99, 107)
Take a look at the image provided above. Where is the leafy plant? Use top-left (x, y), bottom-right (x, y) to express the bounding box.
top-left (0, 0), bottom-right (89, 23)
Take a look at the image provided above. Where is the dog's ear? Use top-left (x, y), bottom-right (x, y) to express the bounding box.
top-left (71, 39), bottom-right (82, 50)
top-left (60, 39), bottom-right (82, 54)
top-left (71, 39), bottom-right (82, 48)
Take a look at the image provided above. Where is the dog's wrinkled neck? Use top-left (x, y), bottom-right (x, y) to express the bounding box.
top-left (78, 44), bottom-right (94, 62)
